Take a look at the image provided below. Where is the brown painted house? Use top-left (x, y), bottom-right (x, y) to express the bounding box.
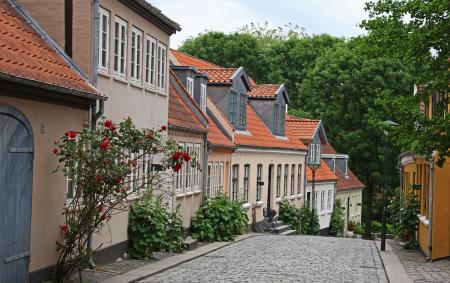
top-left (0, 1), bottom-right (103, 281)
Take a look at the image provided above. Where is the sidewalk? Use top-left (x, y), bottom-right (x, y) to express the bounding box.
top-left (375, 240), bottom-right (413, 283)
top-left (101, 233), bottom-right (256, 283)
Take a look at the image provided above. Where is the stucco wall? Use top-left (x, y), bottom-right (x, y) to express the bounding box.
top-left (432, 156), bottom-right (450, 259)
top-left (0, 96), bottom-right (89, 273)
top-left (231, 148), bottom-right (306, 224)
top-left (208, 149), bottom-right (233, 196)
top-left (305, 182), bottom-right (336, 229)
top-left (336, 189), bottom-right (363, 232)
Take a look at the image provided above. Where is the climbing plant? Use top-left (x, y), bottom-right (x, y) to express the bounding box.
top-left (53, 118), bottom-right (195, 282)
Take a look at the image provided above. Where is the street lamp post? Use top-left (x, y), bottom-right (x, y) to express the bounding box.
top-left (307, 143), bottom-right (321, 211)
top-left (381, 120), bottom-right (399, 251)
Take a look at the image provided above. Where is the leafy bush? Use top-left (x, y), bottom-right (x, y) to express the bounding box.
top-left (329, 199), bottom-right (344, 237)
top-left (347, 220), bottom-right (355, 232)
top-left (191, 195), bottom-right (248, 242)
top-left (397, 192), bottom-right (420, 249)
top-left (386, 223), bottom-right (394, 234)
top-left (128, 195), bottom-right (186, 259)
top-left (353, 224), bottom-right (364, 235)
top-left (299, 205), bottom-right (320, 235)
top-left (371, 220), bottom-right (382, 233)
top-left (279, 200), bottom-right (300, 232)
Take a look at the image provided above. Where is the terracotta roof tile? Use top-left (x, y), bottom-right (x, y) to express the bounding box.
top-left (197, 68), bottom-right (237, 84)
top-left (248, 84), bottom-right (279, 98)
top-left (171, 49), bottom-right (220, 69)
top-left (306, 160), bottom-right (337, 182)
top-left (168, 72), bottom-right (206, 132)
top-left (234, 104), bottom-right (307, 150)
top-left (322, 143), bottom-right (337, 154)
top-left (207, 113), bottom-right (234, 148)
top-left (0, 1), bottom-right (100, 96)
top-left (335, 168), bottom-right (365, 191)
top-left (286, 115), bottom-right (320, 141)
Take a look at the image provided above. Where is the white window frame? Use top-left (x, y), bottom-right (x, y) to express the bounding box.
top-left (113, 17), bottom-right (127, 78)
top-left (98, 7), bottom-right (109, 73)
top-left (157, 42), bottom-right (167, 92)
top-left (186, 77), bottom-right (194, 97)
top-left (144, 35), bottom-right (156, 88)
top-left (314, 191), bottom-right (318, 210)
top-left (219, 162), bottom-right (224, 194)
top-left (207, 163), bottom-right (212, 197)
top-left (131, 27), bottom-right (142, 83)
top-left (297, 164), bottom-right (302, 194)
top-left (200, 83), bottom-right (207, 112)
top-left (176, 142), bottom-right (185, 192)
top-left (66, 167), bottom-right (76, 201)
top-left (185, 143), bottom-right (193, 191)
top-left (320, 190), bottom-right (325, 211)
top-left (193, 144), bottom-right (201, 188)
top-left (327, 190), bottom-right (332, 211)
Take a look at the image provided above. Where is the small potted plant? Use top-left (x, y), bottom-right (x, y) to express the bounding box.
top-left (346, 221), bottom-right (354, 238)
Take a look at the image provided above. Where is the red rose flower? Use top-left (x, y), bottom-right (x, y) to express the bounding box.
top-left (100, 140), bottom-right (109, 150)
top-left (183, 152), bottom-right (191, 162)
top-left (53, 148), bottom-right (58, 155)
top-left (98, 205), bottom-right (104, 213)
top-left (115, 177), bottom-right (123, 184)
top-left (147, 132), bottom-right (154, 140)
top-left (115, 188), bottom-right (121, 193)
top-left (152, 146), bottom-right (158, 153)
top-left (95, 176), bottom-right (103, 183)
top-left (100, 214), bottom-right (106, 221)
top-left (161, 125), bottom-right (167, 131)
top-left (110, 124), bottom-right (116, 131)
top-left (59, 224), bottom-right (69, 231)
top-left (131, 160), bottom-right (138, 167)
top-left (172, 151), bottom-right (182, 161)
top-left (104, 120), bottom-right (113, 128)
top-left (67, 131), bottom-right (77, 139)
top-left (173, 163), bottom-right (182, 172)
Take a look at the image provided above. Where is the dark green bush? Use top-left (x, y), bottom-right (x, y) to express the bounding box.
top-left (329, 199), bottom-right (344, 237)
top-left (371, 220), bottom-right (382, 233)
top-left (128, 195), bottom-right (186, 260)
top-left (299, 204), bottom-right (320, 235)
top-left (353, 224), bottom-right (364, 235)
top-left (191, 194), bottom-right (248, 242)
top-left (279, 200), bottom-right (301, 232)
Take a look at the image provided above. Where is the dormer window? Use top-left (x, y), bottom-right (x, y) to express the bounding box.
top-left (239, 94), bottom-right (246, 125)
top-left (229, 91), bottom-right (238, 123)
top-left (186, 77), bottom-right (194, 97)
top-left (200, 83), bottom-right (207, 112)
top-left (274, 104), bottom-right (279, 131)
top-left (345, 159), bottom-right (348, 176)
top-left (280, 105), bottom-right (286, 132)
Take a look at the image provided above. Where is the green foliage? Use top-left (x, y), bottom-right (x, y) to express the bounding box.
top-left (279, 200), bottom-right (301, 232)
top-left (354, 224), bottom-right (364, 235)
top-left (347, 221), bottom-right (355, 232)
top-left (298, 205), bottom-right (320, 235)
top-left (128, 195), bottom-right (186, 260)
top-left (329, 199), bottom-right (344, 237)
top-left (191, 195), bottom-right (248, 242)
top-left (361, 0), bottom-right (450, 165)
top-left (371, 220), bottom-right (382, 233)
top-left (397, 192), bottom-right (421, 249)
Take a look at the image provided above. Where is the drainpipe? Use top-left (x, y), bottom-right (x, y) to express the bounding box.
top-left (398, 156), bottom-right (403, 222)
top-left (88, 0), bottom-right (100, 269)
top-left (427, 156), bottom-right (434, 261)
top-left (202, 133), bottom-right (208, 202)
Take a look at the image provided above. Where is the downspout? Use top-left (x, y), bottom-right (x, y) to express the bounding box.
top-left (202, 133), bottom-right (208, 202)
top-left (427, 157), bottom-right (434, 260)
top-left (88, 0), bottom-right (100, 269)
top-left (398, 156), bottom-right (403, 222)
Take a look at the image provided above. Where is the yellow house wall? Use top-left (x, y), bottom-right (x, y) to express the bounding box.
top-left (0, 96), bottom-right (89, 273)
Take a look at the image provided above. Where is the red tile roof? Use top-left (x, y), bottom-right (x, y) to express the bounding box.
top-left (286, 115), bottom-right (320, 142)
top-left (248, 84), bottom-right (280, 98)
top-left (168, 72), bottom-right (206, 133)
top-left (321, 143), bottom-right (337, 154)
top-left (335, 168), bottom-right (365, 191)
top-left (171, 49), bottom-right (220, 69)
top-left (198, 68), bottom-right (238, 85)
top-left (0, 1), bottom-right (101, 97)
top-left (207, 113), bottom-right (234, 149)
top-left (234, 104), bottom-right (307, 150)
top-left (306, 160), bottom-right (337, 182)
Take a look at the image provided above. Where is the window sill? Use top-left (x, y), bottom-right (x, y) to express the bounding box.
top-left (175, 192), bottom-right (186, 198)
top-left (113, 75), bottom-right (128, 85)
top-left (242, 203), bottom-right (252, 210)
top-left (185, 190), bottom-right (194, 196)
top-left (193, 189), bottom-right (202, 195)
top-left (296, 194), bottom-right (302, 199)
top-left (98, 69), bottom-right (111, 78)
top-left (255, 201), bottom-right (264, 207)
top-left (130, 81), bottom-right (143, 89)
top-left (320, 212), bottom-right (326, 216)
top-left (275, 197), bottom-right (282, 203)
top-left (286, 196), bottom-right (295, 200)
top-left (144, 85), bottom-right (157, 94)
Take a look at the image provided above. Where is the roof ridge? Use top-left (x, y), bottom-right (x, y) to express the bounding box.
top-left (170, 49), bottom-right (221, 68)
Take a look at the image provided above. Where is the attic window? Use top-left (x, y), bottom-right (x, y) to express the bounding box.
top-left (186, 77), bottom-right (194, 97)
top-left (200, 83), bottom-right (207, 112)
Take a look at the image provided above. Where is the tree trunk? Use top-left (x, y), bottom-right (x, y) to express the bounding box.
top-left (363, 182), bottom-right (373, 239)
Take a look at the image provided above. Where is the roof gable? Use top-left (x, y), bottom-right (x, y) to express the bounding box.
top-left (170, 49), bottom-right (220, 69)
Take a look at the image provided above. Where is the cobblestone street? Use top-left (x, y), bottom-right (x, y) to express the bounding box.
top-left (390, 241), bottom-right (450, 283)
top-left (141, 235), bottom-right (388, 283)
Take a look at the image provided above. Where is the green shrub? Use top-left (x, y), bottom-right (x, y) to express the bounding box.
top-left (347, 220), bottom-right (355, 231)
top-left (353, 224), bottom-right (364, 235)
top-left (371, 220), bottom-right (382, 233)
top-left (397, 192), bottom-right (420, 249)
top-left (329, 199), bottom-right (344, 237)
top-left (299, 205), bottom-right (320, 235)
top-left (128, 195), bottom-right (186, 260)
top-left (191, 194), bottom-right (248, 242)
top-left (386, 223), bottom-right (394, 234)
top-left (279, 200), bottom-right (301, 232)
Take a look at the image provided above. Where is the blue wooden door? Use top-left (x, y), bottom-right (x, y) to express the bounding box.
top-left (0, 105), bottom-right (33, 282)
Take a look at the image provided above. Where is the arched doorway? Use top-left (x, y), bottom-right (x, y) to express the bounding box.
top-left (0, 104), bottom-right (34, 282)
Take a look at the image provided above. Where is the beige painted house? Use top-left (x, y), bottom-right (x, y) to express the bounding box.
top-left (0, 2), bottom-right (104, 282)
top-left (12, 0), bottom-right (180, 280)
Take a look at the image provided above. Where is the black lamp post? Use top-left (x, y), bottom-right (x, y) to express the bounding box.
top-left (307, 143), bottom-right (321, 211)
top-left (381, 119), bottom-right (399, 251)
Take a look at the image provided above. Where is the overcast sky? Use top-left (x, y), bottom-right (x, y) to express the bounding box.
top-left (149, 0), bottom-right (369, 48)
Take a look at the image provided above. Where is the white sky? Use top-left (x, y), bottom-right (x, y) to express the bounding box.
top-left (149, 0), bottom-right (369, 48)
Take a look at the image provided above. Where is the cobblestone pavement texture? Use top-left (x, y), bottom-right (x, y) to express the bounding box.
top-left (390, 241), bottom-right (450, 283)
top-left (141, 235), bottom-right (388, 283)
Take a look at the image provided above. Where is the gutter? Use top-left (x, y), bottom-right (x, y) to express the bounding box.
top-left (427, 156), bottom-right (434, 260)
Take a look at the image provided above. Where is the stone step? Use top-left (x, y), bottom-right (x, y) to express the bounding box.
top-left (184, 236), bottom-right (199, 251)
top-left (273, 224), bottom-right (290, 234)
top-left (280, 229), bottom-right (297, 236)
